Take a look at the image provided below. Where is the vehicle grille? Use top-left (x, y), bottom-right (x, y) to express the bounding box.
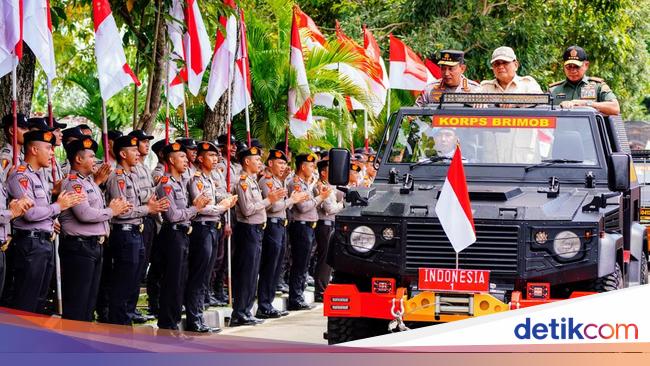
top-left (604, 208), bottom-right (620, 233)
top-left (405, 221), bottom-right (520, 274)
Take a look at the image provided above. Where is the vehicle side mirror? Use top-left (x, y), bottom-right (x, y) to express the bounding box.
top-left (328, 148), bottom-right (350, 186)
top-left (608, 153), bottom-right (631, 192)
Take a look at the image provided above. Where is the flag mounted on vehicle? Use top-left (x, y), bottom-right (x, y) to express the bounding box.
top-left (92, 0), bottom-right (140, 101)
top-left (434, 145), bottom-right (476, 253)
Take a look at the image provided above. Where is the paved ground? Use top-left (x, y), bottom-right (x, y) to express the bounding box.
top-left (220, 303), bottom-right (327, 344)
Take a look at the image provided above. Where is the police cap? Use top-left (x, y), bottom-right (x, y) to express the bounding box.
top-left (151, 139), bottom-right (166, 155)
top-left (267, 149), bottom-right (288, 163)
top-left (2, 113), bottom-right (29, 129)
top-left (162, 141), bottom-right (185, 157)
top-left (112, 135), bottom-right (139, 158)
top-left (217, 134), bottom-right (237, 147)
top-left (128, 129), bottom-right (154, 141)
top-left (295, 153), bottom-right (317, 168)
top-left (24, 129), bottom-right (56, 146)
top-left (26, 117), bottom-right (56, 132)
top-left (438, 50), bottom-right (465, 66)
top-left (197, 141), bottom-right (219, 154)
top-left (107, 130), bottom-right (123, 141)
top-left (65, 137), bottom-right (98, 161)
top-left (237, 146), bottom-right (262, 161)
top-left (176, 137), bottom-right (197, 150)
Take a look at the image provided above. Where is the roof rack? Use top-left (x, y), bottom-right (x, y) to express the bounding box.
top-left (437, 93), bottom-right (554, 107)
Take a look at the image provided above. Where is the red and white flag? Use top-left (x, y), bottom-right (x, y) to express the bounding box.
top-left (288, 6), bottom-right (312, 138)
top-left (434, 145), bottom-right (476, 253)
top-left (92, 0), bottom-right (140, 101)
top-left (231, 10), bottom-right (251, 117)
top-left (388, 34), bottom-right (434, 91)
top-left (363, 25), bottom-right (389, 117)
top-left (166, 0), bottom-right (185, 108)
top-left (0, 0), bottom-right (22, 78)
top-left (335, 21), bottom-right (368, 112)
top-left (205, 0), bottom-right (236, 110)
top-left (23, 0), bottom-right (55, 80)
top-left (183, 0), bottom-right (212, 96)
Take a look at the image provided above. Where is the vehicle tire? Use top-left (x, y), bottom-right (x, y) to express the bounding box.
top-left (327, 316), bottom-right (388, 345)
top-left (589, 263), bottom-right (623, 292)
top-left (641, 254), bottom-right (648, 285)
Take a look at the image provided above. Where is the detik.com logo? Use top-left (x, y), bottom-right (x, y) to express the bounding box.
top-left (514, 318), bottom-right (638, 340)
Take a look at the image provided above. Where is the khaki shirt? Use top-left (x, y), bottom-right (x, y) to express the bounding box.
top-left (289, 175), bottom-right (323, 222)
top-left (216, 160), bottom-right (242, 193)
top-left (315, 180), bottom-right (344, 221)
top-left (479, 75), bottom-right (542, 94)
top-left (132, 162), bottom-right (156, 203)
top-left (188, 170), bottom-right (227, 223)
top-left (106, 164), bottom-right (149, 225)
top-left (234, 173), bottom-right (270, 224)
top-left (157, 174), bottom-right (197, 225)
top-left (152, 162), bottom-right (165, 184)
top-left (259, 173), bottom-right (292, 219)
top-left (59, 170), bottom-right (111, 237)
top-left (0, 143), bottom-right (24, 182)
top-left (415, 76), bottom-right (480, 106)
top-left (549, 76), bottom-right (616, 104)
top-left (6, 163), bottom-right (60, 232)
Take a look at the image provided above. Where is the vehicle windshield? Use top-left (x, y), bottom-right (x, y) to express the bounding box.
top-left (388, 114), bottom-right (599, 166)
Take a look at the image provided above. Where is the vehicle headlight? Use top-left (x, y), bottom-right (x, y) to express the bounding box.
top-left (350, 226), bottom-right (376, 253)
top-left (553, 231), bottom-right (581, 259)
top-left (381, 227), bottom-right (395, 241)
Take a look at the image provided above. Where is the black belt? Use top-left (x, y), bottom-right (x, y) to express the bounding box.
top-left (13, 229), bottom-right (53, 240)
top-left (318, 220), bottom-right (334, 226)
top-left (294, 221), bottom-right (317, 229)
top-left (268, 217), bottom-right (288, 226)
top-left (193, 220), bottom-right (222, 228)
top-left (62, 234), bottom-right (106, 245)
top-left (112, 223), bottom-right (144, 232)
top-left (164, 223), bottom-right (193, 235)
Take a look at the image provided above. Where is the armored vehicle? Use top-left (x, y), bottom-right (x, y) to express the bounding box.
top-left (323, 93), bottom-right (648, 344)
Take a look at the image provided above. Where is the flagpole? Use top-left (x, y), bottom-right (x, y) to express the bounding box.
top-left (47, 78), bottom-right (56, 181)
top-left (101, 101), bottom-right (109, 163)
top-left (385, 89), bottom-right (391, 143)
top-left (182, 85), bottom-right (189, 138)
top-left (238, 11), bottom-right (251, 147)
top-left (165, 49), bottom-right (171, 145)
top-left (11, 57), bottom-right (18, 166)
top-left (226, 45), bottom-right (235, 307)
top-left (363, 109), bottom-right (369, 153)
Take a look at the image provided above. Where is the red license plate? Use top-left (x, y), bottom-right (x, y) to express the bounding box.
top-left (418, 268), bottom-right (490, 293)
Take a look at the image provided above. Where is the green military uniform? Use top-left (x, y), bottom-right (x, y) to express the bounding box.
top-left (549, 76), bottom-right (617, 105)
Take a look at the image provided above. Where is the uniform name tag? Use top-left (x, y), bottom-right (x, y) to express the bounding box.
top-left (580, 84), bottom-right (597, 99)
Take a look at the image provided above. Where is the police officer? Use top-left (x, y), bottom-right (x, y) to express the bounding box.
top-left (105, 135), bottom-right (169, 325)
top-left (176, 138), bottom-right (198, 187)
top-left (549, 46), bottom-right (620, 116)
top-left (1, 113), bottom-right (30, 182)
top-left (230, 147), bottom-right (285, 326)
top-left (186, 141), bottom-right (237, 332)
top-left (106, 130), bottom-right (123, 168)
top-left (27, 117), bottom-right (67, 194)
top-left (256, 149), bottom-right (308, 318)
top-left (0, 184), bottom-right (32, 299)
top-left (287, 153), bottom-right (330, 311)
top-left (6, 130), bottom-right (84, 312)
top-left (146, 139), bottom-right (166, 316)
top-left (208, 147), bottom-right (231, 306)
top-left (156, 142), bottom-right (210, 331)
top-left (313, 160), bottom-right (344, 302)
top-left (127, 129), bottom-right (157, 323)
top-left (416, 50), bottom-right (480, 106)
top-left (151, 139), bottom-right (166, 184)
top-left (216, 134), bottom-right (241, 192)
top-left (59, 137), bottom-right (131, 321)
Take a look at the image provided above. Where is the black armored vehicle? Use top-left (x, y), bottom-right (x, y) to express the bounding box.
top-left (323, 93), bottom-right (648, 344)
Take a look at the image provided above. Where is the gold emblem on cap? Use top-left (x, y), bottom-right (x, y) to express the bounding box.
top-left (351, 163), bottom-right (360, 171)
top-left (202, 143), bottom-right (209, 150)
top-left (443, 53), bottom-right (450, 60)
top-left (82, 139), bottom-right (92, 148)
top-left (43, 131), bottom-right (53, 142)
top-left (250, 147), bottom-right (258, 155)
top-left (172, 142), bottom-right (181, 151)
top-left (307, 154), bottom-right (314, 162)
top-left (131, 137), bottom-right (138, 146)
top-left (274, 150), bottom-right (282, 158)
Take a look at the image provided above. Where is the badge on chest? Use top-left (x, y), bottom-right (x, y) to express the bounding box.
top-left (580, 84), bottom-right (597, 99)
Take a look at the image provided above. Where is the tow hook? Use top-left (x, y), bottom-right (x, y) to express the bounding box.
top-left (389, 297), bottom-right (409, 332)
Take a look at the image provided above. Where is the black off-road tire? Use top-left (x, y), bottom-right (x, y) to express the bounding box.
top-left (589, 263), bottom-right (623, 292)
top-left (327, 317), bottom-right (389, 345)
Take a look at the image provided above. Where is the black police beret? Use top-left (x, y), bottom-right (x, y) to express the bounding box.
top-left (107, 130), bottom-right (123, 141)
top-left (267, 149), bottom-right (288, 163)
top-left (112, 135), bottom-right (139, 158)
top-left (176, 137), bottom-right (197, 150)
top-left (295, 153), bottom-right (317, 168)
top-left (128, 129), bottom-right (154, 141)
top-left (350, 161), bottom-right (363, 172)
top-left (317, 159), bottom-right (329, 172)
top-left (65, 137), bottom-right (98, 161)
top-left (77, 123), bottom-right (92, 131)
top-left (151, 139), bottom-right (166, 155)
top-left (24, 129), bottom-right (56, 146)
top-left (197, 141), bottom-right (219, 154)
top-left (2, 113), bottom-right (29, 128)
top-left (62, 126), bottom-right (85, 142)
top-left (162, 141), bottom-right (185, 157)
top-left (217, 134), bottom-right (237, 147)
top-left (26, 117), bottom-right (56, 132)
top-left (237, 146), bottom-right (262, 161)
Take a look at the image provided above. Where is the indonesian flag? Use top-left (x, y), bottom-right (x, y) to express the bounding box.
top-left (183, 0), bottom-right (212, 96)
top-left (166, 0), bottom-right (185, 108)
top-left (388, 34), bottom-right (434, 91)
top-left (0, 0), bottom-right (22, 78)
top-left (205, 0), bottom-right (236, 110)
top-left (23, 0), bottom-right (55, 80)
top-left (288, 6), bottom-right (312, 138)
top-left (231, 10), bottom-right (251, 117)
top-left (363, 25), bottom-right (389, 117)
top-left (434, 145), bottom-right (476, 253)
top-left (335, 21), bottom-right (368, 112)
top-left (92, 0), bottom-right (140, 101)
top-left (424, 58), bottom-right (442, 80)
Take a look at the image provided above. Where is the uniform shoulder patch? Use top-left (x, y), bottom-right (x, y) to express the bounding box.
top-left (68, 173), bottom-right (78, 180)
top-left (293, 184), bottom-right (301, 192)
top-left (196, 180), bottom-right (204, 191)
top-left (160, 176), bottom-right (169, 184)
top-left (548, 80), bottom-right (564, 88)
top-left (1, 159), bottom-right (8, 169)
top-left (265, 181), bottom-right (273, 189)
top-left (588, 76), bottom-right (604, 83)
top-left (240, 174), bottom-right (248, 180)
top-left (73, 184), bottom-right (83, 194)
top-left (240, 182), bottom-right (248, 191)
top-left (17, 165), bottom-right (27, 173)
top-left (19, 177), bottom-right (29, 190)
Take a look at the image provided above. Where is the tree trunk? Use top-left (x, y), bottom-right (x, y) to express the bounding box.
top-left (0, 46), bottom-right (36, 145)
top-left (202, 93), bottom-right (229, 141)
top-left (138, 4), bottom-right (166, 133)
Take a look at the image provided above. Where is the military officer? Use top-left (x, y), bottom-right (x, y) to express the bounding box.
top-left (313, 160), bottom-right (345, 302)
top-left (549, 46), bottom-right (620, 116)
top-left (1, 113), bottom-right (30, 182)
top-left (186, 141), bottom-right (237, 332)
top-left (105, 135), bottom-right (169, 325)
top-left (127, 129), bottom-right (157, 323)
top-left (59, 137), bottom-right (131, 321)
top-left (287, 153), bottom-right (330, 311)
top-left (256, 149), bottom-right (308, 319)
top-left (156, 142), bottom-right (210, 331)
top-left (0, 183), bottom-right (32, 300)
top-left (6, 130), bottom-right (84, 313)
top-left (416, 50), bottom-right (480, 106)
top-left (230, 147), bottom-right (285, 326)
